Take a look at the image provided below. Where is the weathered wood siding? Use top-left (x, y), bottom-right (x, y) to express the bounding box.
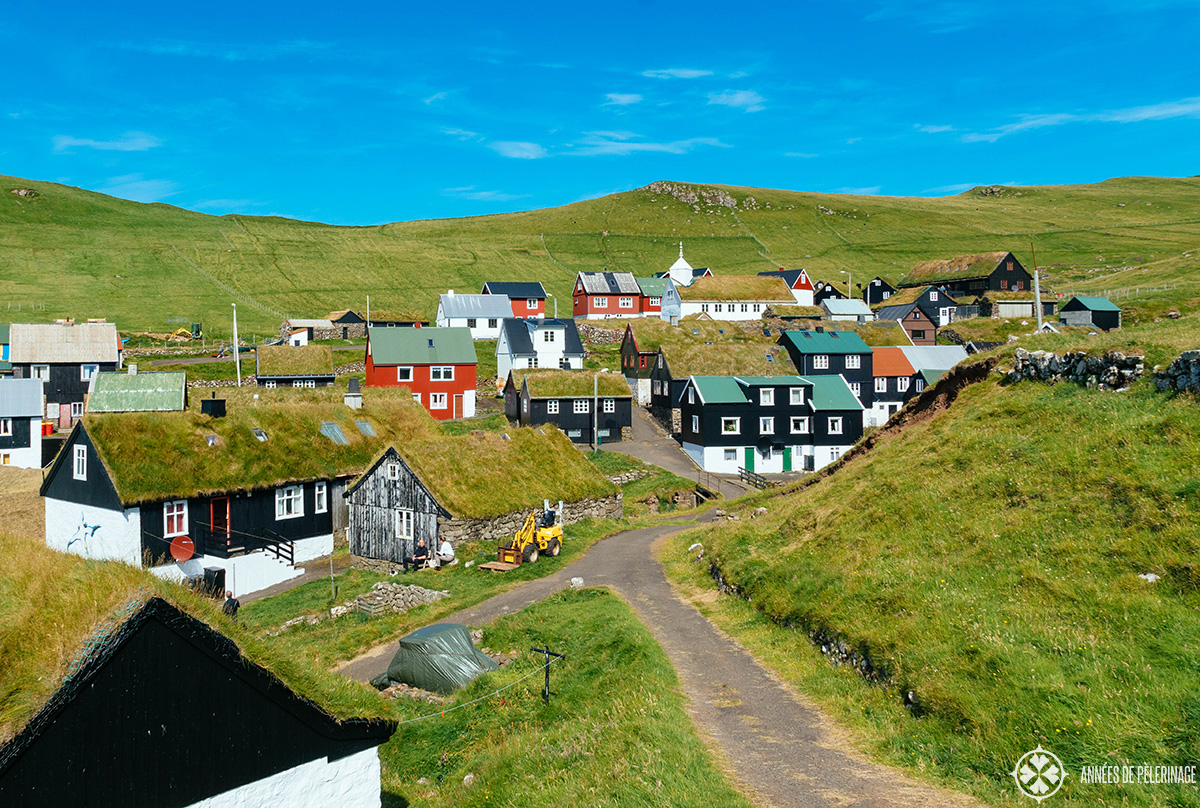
top-left (347, 449), bottom-right (444, 562)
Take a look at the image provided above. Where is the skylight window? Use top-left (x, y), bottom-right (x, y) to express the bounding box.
top-left (355, 420), bottom-right (376, 436)
top-left (320, 422), bottom-right (348, 445)
top-left (205, 435), bottom-right (218, 446)
top-left (718, 328), bottom-right (725, 335)
top-left (766, 354), bottom-right (775, 362)
top-left (692, 329), bottom-right (699, 335)
top-left (252, 428), bottom-right (268, 442)
top-left (762, 328), bottom-right (772, 337)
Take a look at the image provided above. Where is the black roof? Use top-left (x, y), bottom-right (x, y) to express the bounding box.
top-left (758, 269), bottom-right (807, 287)
top-left (499, 318), bottom-right (584, 356)
top-left (874, 302), bottom-right (923, 322)
top-left (481, 281), bottom-right (547, 299)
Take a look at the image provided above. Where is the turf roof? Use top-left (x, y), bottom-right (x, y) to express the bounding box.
top-left (905, 252), bottom-right (1009, 284)
top-left (255, 344), bottom-right (335, 378)
top-left (512, 369), bottom-right (631, 398)
top-left (661, 341), bottom-right (792, 378)
top-left (623, 316), bottom-right (779, 355)
top-left (677, 275), bottom-right (793, 302)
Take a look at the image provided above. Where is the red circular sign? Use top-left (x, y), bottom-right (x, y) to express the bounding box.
top-left (170, 535), bottom-right (195, 562)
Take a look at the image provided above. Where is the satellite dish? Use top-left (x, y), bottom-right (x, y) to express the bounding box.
top-left (170, 535), bottom-right (195, 562)
top-left (756, 436), bottom-right (774, 453)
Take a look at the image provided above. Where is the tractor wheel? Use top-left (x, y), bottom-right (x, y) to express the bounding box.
top-left (522, 543), bottom-right (539, 564)
top-left (548, 538), bottom-right (561, 557)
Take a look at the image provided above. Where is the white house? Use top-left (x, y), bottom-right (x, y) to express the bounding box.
top-left (821, 298), bottom-right (875, 322)
top-left (675, 275), bottom-right (794, 321)
top-left (496, 318), bottom-right (586, 379)
top-left (0, 378), bottom-right (44, 468)
top-left (758, 269), bottom-right (816, 306)
top-left (435, 292), bottom-right (514, 340)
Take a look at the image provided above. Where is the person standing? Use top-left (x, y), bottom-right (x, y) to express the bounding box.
top-left (222, 590), bottom-right (241, 620)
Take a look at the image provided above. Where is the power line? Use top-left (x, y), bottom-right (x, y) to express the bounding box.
top-left (393, 655), bottom-right (565, 726)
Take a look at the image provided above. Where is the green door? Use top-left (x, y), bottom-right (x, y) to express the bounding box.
top-left (744, 447), bottom-right (754, 472)
top-left (782, 446), bottom-right (792, 472)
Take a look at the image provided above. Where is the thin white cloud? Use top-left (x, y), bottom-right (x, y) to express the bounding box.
top-left (489, 141), bottom-right (548, 159)
top-left (443, 127), bottom-right (482, 141)
top-left (923, 182), bottom-right (978, 194)
top-left (708, 90), bottom-right (766, 113)
top-left (570, 133), bottom-right (727, 157)
top-left (785, 152), bottom-right (819, 158)
top-left (423, 91), bottom-right (448, 105)
top-left (52, 131), bottom-right (161, 153)
top-left (96, 174), bottom-right (179, 203)
top-left (642, 68), bottom-right (713, 79)
top-left (604, 93), bottom-right (643, 106)
top-left (963, 95), bottom-right (1200, 143)
top-left (846, 137), bottom-right (863, 144)
top-left (194, 198), bottom-right (258, 211)
top-left (833, 186), bottom-right (882, 195)
top-left (111, 38), bottom-right (330, 62)
top-left (917, 124), bottom-right (954, 133)
top-left (443, 186), bottom-right (529, 202)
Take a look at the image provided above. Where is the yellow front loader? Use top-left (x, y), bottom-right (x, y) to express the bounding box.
top-left (497, 499), bottom-right (563, 566)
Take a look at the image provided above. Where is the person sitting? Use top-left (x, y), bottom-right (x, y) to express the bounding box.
top-left (405, 538), bottom-right (430, 572)
top-left (433, 539), bottom-right (457, 568)
top-left (222, 590), bottom-right (241, 620)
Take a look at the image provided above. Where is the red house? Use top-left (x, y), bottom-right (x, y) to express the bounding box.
top-left (481, 281), bottom-right (548, 319)
top-left (365, 327), bottom-right (478, 419)
top-left (757, 269), bottom-right (816, 306)
top-left (573, 271), bottom-right (645, 319)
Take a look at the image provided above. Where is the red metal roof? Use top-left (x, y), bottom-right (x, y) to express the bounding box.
top-left (872, 346), bottom-right (916, 377)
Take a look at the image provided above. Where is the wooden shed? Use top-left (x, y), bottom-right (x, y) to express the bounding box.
top-left (1060, 296), bottom-right (1121, 331)
top-left (345, 447), bottom-right (450, 563)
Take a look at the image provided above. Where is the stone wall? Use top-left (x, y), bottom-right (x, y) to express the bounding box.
top-left (1155, 350), bottom-right (1200, 392)
top-left (355, 581), bottom-right (449, 615)
top-left (1007, 348), bottom-right (1144, 391)
top-left (438, 493), bottom-right (623, 545)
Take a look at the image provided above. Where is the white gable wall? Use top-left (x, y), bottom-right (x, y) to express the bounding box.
top-left (2, 416), bottom-right (42, 468)
top-left (46, 497), bottom-right (142, 565)
top-left (187, 746), bottom-right (383, 808)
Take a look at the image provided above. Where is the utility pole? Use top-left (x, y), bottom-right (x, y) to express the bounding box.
top-left (593, 371), bottom-right (599, 449)
top-left (231, 303), bottom-right (241, 387)
top-left (530, 646), bottom-right (565, 704)
top-left (1030, 243), bottom-right (1043, 331)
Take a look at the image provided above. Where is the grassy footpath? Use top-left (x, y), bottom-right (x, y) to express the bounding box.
top-left (587, 450), bottom-right (696, 517)
top-left (662, 373), bottom-right (1200, 807)
top-left (378, 588), bottom-right (755, 808)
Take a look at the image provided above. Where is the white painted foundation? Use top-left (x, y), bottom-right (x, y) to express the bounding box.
top-left (152, 532), bottom-right (330, 598)
top-left (46, 497), bottom-right (142, 565)
top-left (187, 746), bottom-right (383, 808)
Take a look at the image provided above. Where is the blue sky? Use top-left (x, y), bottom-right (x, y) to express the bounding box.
top-left (3, 0), bottom-right (1199, 224)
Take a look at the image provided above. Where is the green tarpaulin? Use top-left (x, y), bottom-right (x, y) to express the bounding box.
top-left (370, 623), bottom-right (498, 694)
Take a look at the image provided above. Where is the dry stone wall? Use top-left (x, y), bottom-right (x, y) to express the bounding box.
top-left (439, 493), bottom-right (623, 546)
top-left (355, 582), bottom-right (449, 615)
top-left (1007, 348), bottom-right (1144, 391)
top-left (1155, 351), bottom-right (1200, 392)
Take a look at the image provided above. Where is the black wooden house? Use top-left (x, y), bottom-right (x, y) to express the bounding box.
top-left (863, 276), bottom-right (898, 305)
top-left (504, 369), bottom-right (632, 444)
top-left (901, 251), bottom-right (1033, 298)
top-left (9, 321), bottom-right (121, 430)
top-left (777, 328), bottom-right (874, 410)
top-left (345, 447), bottom-right (450, 564)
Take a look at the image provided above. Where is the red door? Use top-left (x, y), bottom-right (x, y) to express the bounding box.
top-left (211, 497), bottom-right (230, 550)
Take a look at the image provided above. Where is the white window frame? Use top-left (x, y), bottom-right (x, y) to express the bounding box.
top-left (814, 355), bottom-right (829, 370)
top-left (594, 296), bottom-right (608, 308)
top-left (929, 291), bottom-right (939, 301)
top-left (488, 318), bottom-right (498, 329)
top-left (753, 303), bottom-right (762, 313)
top-left (603, 398), bottom-right (615, 413)
top-left (828, 417), bottom-right (844, 435)
top-left (527, 298), bottom-right (539, 310)
top-left (264, 380), bottom-right (277, 389)
top-left (411, 392), bottom-right (422, 404)
top-left (0, 419), bottom-right (10, 437)
top-left (276, 486), bottom-right (304, 520)
top-left (850, 382), bottom-right (861, 397)
top-left (33, 365), bottom-right (49, 382)
top-left (543, 330), bottom-right (556, 343)
top-left (430, 366), bottom-right (454, 381)
top-left (882, 291), bottom-right (891, 300)
top-left (523, 396), bottom-right (529, 413)
top-left (897, 377), bottom-right (911, 393)
top-left (790, 387), bottom-right (804, 405)
top-left (790, 416), bottom-right (809, 434)
top-left (875, 377), bottom-right (887, 393)
top-left (759, 388), bottom-right (774, 406)
top-left (759, 416), bottom-right (774, 433)
top-left (724, 449), bottom-right (736, 462)
top-left (692, 414), bottom-right (699, 432)
top-left (619, 297), bottom-right (634, 309)
top-left (81, 364), bottom-right (99, 382)
top-left (73, 445), bottom-right (87, 480)
top-left (387, 462), bottom-right (401, 480)
top-left (567, 429), bottom-right (582, 438)
top-left (845, 355), bottom-right (861, 369)
top-left (395, 508), bottom-right (414, 540)
top-left (714, 304), bottom-right (723, 313)
top-left (915, 379), bottom-right (926, 393)
top-left (397, 366), bottom-right (414, 383)
top-left (648, 297), bottom-right (661, 306)
top-left (315, 481), bottom-right (328, 514)
top-left (164, 500), bottom-right (188, 538)
top-left (721, 417), bottom-right (740, 435)
top-left (430, 392), bottom-right (448, 410)
top-left (547, 399), bottom-right (560, 414)
top-left (71, 402), bottom-right (84, 417)
top-left (574, 399), bottom-right (589, 414)
top-left (688, 387), bottom-right (695, 404)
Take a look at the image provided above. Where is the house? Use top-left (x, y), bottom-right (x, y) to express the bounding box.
top-left (874, 285), bottom-right (959, 327)
top-left (619, 320), bottom-right (665, 404)
top-left (286, 328), bottom-right (309, 346)
top-left (898, 345), bottom-right (968, 399)
top-left (0, 571), bottom-right (394, 807)
top-left (326, 309), bottom-right (367, 339)
top-left (256, 344), bottom-right (336, 388)
top-left (481, 281), bottom-right (548, 319)
top-left (675, 275), bottom-right (794, 321)
top-left (504, 369), bottom-right (632, 444)
top-left (813, 281), bottom-right (847, 305)
top-left (495, 317), bottom-right (585, 378)
top-left (572, 272), bottom-right (645, 319)
top-left (367, 311), bottom-right (427, 328)
top-left (435, 292), bottom-right (513, 340)
top-left (965, 340), bottom-right (1004, 355)
top-left (365, 326), bottom-right (477, 420)
top-left (0, 378), bottom-right (44, 468)
top-left (345, 446), bottom-right (450, 564)
top-left (9, 321), bottom-right (122, 430)
top-left (1059, 296), bottom-right (1122, 331)
top-left (864, 276), bottom-right (898, 305)
top-left (758, 269), bottom-right (816, 306)
top-left (873, 302), bottom-right (937, 345)
top-left (677, 374), bottom-right (864, 474)
top-left (821, 298), bottom-right (875, 322)
top-left (39, 403), bottom-right (400, 596)
top-left (86, 369), bottom-right (187, 413)
top-left (777, 328), bottom-right (874, 410)
top-left (279, 318), bottom-right (334, 341)
top-left (635, 277), bottom-right (668, 317)
top-left (868, 347), bottom-right (916, 426)
top-left (975, 291), bottom-right (1058, 320)
top-left (654, 243), bottom-right (713, 287)
top-left (902, 251), bottom-right (1033, 297)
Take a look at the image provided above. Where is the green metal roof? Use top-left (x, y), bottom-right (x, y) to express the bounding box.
top-left (735, 376), bottom-right (805, 386)
top-left (1069, 295), bottom-right (1122, 312)
top-left (635, 277), bottom-right (669, 297)
top-left (800, 375), bottom-right (865, 411)
top-left (919, 368), bottom-right (946, 385)
top-left (368, 326), bottom-right (477, 366)
top-left (688, 376), bottom-right (749, 404)
top-left (86, 371), bottom-right (187, 413)
top-left (781, 329), bottom-right (870, 356)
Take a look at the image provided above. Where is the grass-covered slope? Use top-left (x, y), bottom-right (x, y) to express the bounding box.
top-left (671, 355), bottom-right (1200, 805)
top-left (4, 173), bottom-right (1200, 335)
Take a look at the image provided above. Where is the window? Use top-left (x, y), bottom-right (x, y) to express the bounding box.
top-left (724, 449), bottom-right (736, 461)
top-left (714, 304), bottom-right (723, 313)
top-left (790, 387), bottom-right (804, 405)
top-left (527, 298), bottom-right (539, 310)
top-left (882, 291), bottom-right (890, 300)
top-left (688, 388), bottom-right (695, 404)
top-left (619, 297), bottom-right (634, 309)
top-left (71, 402), bottom-right (83, 418)
top-left (574, 400), bottom-right (589, 414)
top-left (1, 454), bottom-right (9, 465)
top-left (430, 392), bottom-right (448, 409)
top-left (411, 393), bottom-right (421, 404)
top-left (264, 380), bottom-right (276, 389)
top-left (594, 296), bottom-right (608, 308)
top-left (522, 396), bottom-right (529, 413)
top-left (915, 379), bottom-right (926, 393)
top-left (1013, 281), bottom-right (1022, 291)
top-left (276, 486), bottom-right (304, 519)
top-left (692, 415), bottom-right (700, 432)
top-left (529, 356), bottom-right (539, 368)
top-left (488, 319), bottom-right (498, 329)
top-left (466, 318), bottom-right (477, 329)
top-left (387, 462), bottom-right (400, 480)
top-left (33, 365), bottom-right (49, 382)
top-left (430, 366), bottom-right (454, 381)
top-left (898, 377), bottom-right (910, 392)
top-left (911, 330), bottom-right (926, 340)
top-left (759, 388), bottom-right (774, 406)
top-left (875, 377), bottom-right (887, 393)
top-left (315, 482), bottom-right (328, 514)
top-left (547, 400), bottom-right (559, 414)
top-left (813, 355), bottom-right (829, 370)
top-left (164, 500), bottom-right (188, 537)
top-left (828, 417), bottom-right (844, 435)
top-left (1000, 279), bottom-right (1008, 290)
top-left (753, 303), bottom-right (762, 313)
top-left (603, 398), bottom-right (615, 413)
top-left (1007, 260), bottom-right (1014, 271)
top-left (252, 428), bottom-right (268, 442)
top-left (81, 364), bottom-right (98, 381)
top-left (567, 429), bottom-right (582, 438)
top-left (701, 303), bottom-right (709, 312)
top-left (395, 509), bottom-right (414, 539)
top-left (648, 297), bottom-right (661, 306)
top-left (845, 355), bottom-right (861, 369)
top-left (721, 417), bottom-right (740, 434)
top-left (543, 330), bottom-right (556, 343)
top-left (929, 291), bottom-right (939, 302)
top-left (759, 416), bottom-right (774, 433)
top-left (293, 379), bottom-right (316, 388)
top-left (73, 445), bottom-right (86, 480)
top-left (0, 419), bottom-right (10, 436)
top-left (397, 366), bottom-right (413, 382)
top-left (849, 382), bottom-right (861, 397)
top-left (790, 416), bottom-right (809, 434)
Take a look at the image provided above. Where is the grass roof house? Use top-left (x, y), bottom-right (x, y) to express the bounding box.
top-left (503, 369), bottom-right (633, 445)
top-left (255, 344), bottom-right (336, 388)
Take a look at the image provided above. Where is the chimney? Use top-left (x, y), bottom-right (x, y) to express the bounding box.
top-left (345, 378), bottom-right (363, 410)
top-left (448, 289), bottom-right (455, 297)
top-left (201, 397), bottom-right (226, 418)
top-left (815, 326), bottom-right (824, 333)
top-left (128, 364), bottom-right (138, 375)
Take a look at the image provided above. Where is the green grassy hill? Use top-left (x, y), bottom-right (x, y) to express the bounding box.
top-left (3, 174), bottom-right (1200, 336)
